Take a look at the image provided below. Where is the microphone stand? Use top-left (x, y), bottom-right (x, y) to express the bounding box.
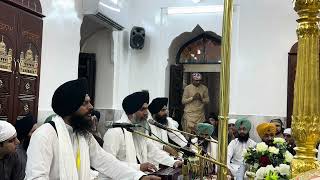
top-left (164, 126), bottom-right (218, 144)
top-left (126, 127), bottom-right (227, 168)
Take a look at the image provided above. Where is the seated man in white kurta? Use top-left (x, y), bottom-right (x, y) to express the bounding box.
top-left (227, 118), bottom-right (256, 179)
top-left (103, 92), bottom-right (183, 173)
top-left (148, 97), bottom-right (187, 156)
top-left (25, 79), bottom-right (157, 180)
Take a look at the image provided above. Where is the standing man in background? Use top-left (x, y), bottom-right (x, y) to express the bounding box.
top-left (182, 72), bottom-right (209, 135)
top-left (270, 119), bottom-right (284, 138)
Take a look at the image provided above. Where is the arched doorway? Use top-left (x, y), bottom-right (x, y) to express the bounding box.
top-left (168, 25), bottom-right (221, 128)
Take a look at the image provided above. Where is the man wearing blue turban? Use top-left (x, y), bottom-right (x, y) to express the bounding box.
top-left (227, 118), bottom-right (256, 178)
top-left (189, 123), bottom-right (218, 175)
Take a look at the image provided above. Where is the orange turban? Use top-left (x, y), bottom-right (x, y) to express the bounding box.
top-left (256, 123), bottom-right (276, 138)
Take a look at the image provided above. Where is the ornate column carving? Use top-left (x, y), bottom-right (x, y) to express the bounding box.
top-left (291, 0), bottom-right (320, 177)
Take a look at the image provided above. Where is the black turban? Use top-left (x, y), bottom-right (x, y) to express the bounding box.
top-left (15, 113), bottom-right (36, 141)
top-left (122, 92), bottom-right (149, 115)
top-left (148, 97), bottom-right (168, 115)
top-left (52, 78), bottom-right (88, 117)
top-left (140, 90), bottom-right (150, 104)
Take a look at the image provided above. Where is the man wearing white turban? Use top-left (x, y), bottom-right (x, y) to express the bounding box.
top-left (0, 120), bottom-right (25, 180)
top-left (182, 72), bottom-right (209, 135)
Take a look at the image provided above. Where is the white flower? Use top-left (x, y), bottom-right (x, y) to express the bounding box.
top-left (273, 137), bottom-right (286, 144)
top-left (268, 146), bottom-right (279, 154)
top-left (256, 142), bottom-right (268, 152)
top-left (255, 167), bottom-right (267, 180)
top-left (242, 149), bottom-right (248, 157)
top-left (285, 150), bottom-right (293, 163)
top-left (277, 164), bottom-right (290, 176)
top-left (246, 171), bottom-right (256, 178)
top-left (265, 165), bottom-right (275, 173)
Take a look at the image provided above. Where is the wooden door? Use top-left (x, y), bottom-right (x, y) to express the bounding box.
top-left (78, 53), bottom-right (96, 106)
top-left (203, 72), bottom-right (220, 117)
top-left (0, 1), bottom-right (18, 123)
top-left (12, 8), bottom-right (42, 122)
top-left (169, 64), bottom-right (184, 128)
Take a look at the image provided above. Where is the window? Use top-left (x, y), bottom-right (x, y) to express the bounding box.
top-left (177, 33), bottom-right (221, 64)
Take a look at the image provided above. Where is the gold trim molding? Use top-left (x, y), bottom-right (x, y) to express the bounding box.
top-left (0, 36), bottom-right (13, 72)
top-left (19, 44), bottom-right (38, 76)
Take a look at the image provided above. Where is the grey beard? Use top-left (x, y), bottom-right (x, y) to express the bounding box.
top-left (131, 114), bottom-right (149, 134)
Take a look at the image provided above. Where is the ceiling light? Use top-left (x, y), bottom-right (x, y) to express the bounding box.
top-left (167, 5), bottom-right (223, 15)
top-left (192, 0), bottom-right (201, 3)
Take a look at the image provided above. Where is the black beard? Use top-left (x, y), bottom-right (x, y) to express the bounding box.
top-left (238, 133), bottom-right (249, 143)
top-left (70, 113), bottom-right (93, 138)
top-left (154, 114), bottom-right (168, 125)
top-left (198, 138), bottom-right (209, 154)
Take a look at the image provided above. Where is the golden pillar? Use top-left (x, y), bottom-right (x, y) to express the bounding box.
top-left (291, 0), bottom-right (320, 177)
top-left (217, 0), bottom-right (233, 179)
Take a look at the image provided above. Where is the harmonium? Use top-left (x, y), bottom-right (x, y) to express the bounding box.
top-left (151, 167), bottom-right (182, 180)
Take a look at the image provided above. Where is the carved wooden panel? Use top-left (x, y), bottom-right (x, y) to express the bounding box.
top-left (12, 8), bottom-right (42, 122)
top-left (0, 72), bottom-right (14, 122)
top-left (18, 8), bottom-right (42, 77)
top-left (0, 73), bottom-right (13, 95)
top-left (0, 96), bottom-right (11, 121)
top-left (17, 76), bottom-right (36, 95)
top-left (0, 1), bottom-right (19, 123)
top-left (0, 1), bottom-right (43, 123)
top-left (0, 1), bottom-right (18, 72)
top-left (5, 0), bottom-right (42, 15)
top-left (13, 95), bottom-right (36, 120)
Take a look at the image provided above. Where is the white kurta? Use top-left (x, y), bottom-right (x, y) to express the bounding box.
top-left (103, 115), bottom-right (177, 170)
top-left (25, 123), bottom-right (145, 180)
top-left (227, 138), bottom-right (256, 176)
top-left (149, 117), bottom-right (187, 149)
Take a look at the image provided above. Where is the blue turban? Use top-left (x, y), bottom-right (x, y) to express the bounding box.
top-left (235, 118), bottom-right (252, 131)
top-left (196, 123), bottom-right (214, 136)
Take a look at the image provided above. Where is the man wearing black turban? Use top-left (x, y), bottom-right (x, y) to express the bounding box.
top-left (148, 97), bottom-right (187, 156)
top-left (26, 79), bottom-right (157, 180)
top-left (103, 93), bottom-right (183, 174)
top-left (15, 113), bottom-right (37, 170)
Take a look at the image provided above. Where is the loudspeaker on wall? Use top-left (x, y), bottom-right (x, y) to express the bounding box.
top-left (130, 26), bottom-right (145, 49)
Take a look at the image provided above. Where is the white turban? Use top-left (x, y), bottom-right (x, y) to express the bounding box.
top-left (192, 73), bottom-right (202, 80)
top-left (0, 121), bottom-right (16, 142)
top-left (228, 118), bottom-right (237, 125)
top-left (284, 128), bottom-right (291, 135)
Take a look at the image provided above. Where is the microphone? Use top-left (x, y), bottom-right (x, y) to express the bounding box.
top-left (148, 119), bottom-right (173, 133)
top-left (106, 122), bottom-right (141, 128)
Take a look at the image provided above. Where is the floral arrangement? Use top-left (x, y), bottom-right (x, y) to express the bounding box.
top-left (243, 137), bottom-right (293, 180)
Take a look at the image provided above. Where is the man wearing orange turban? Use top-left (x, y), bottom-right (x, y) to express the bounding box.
top-left (256, 123), bottom-right (276, 146)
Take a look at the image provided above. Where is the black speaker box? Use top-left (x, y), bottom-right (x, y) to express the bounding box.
top-left (130, 26), bottom-right (145, 49)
